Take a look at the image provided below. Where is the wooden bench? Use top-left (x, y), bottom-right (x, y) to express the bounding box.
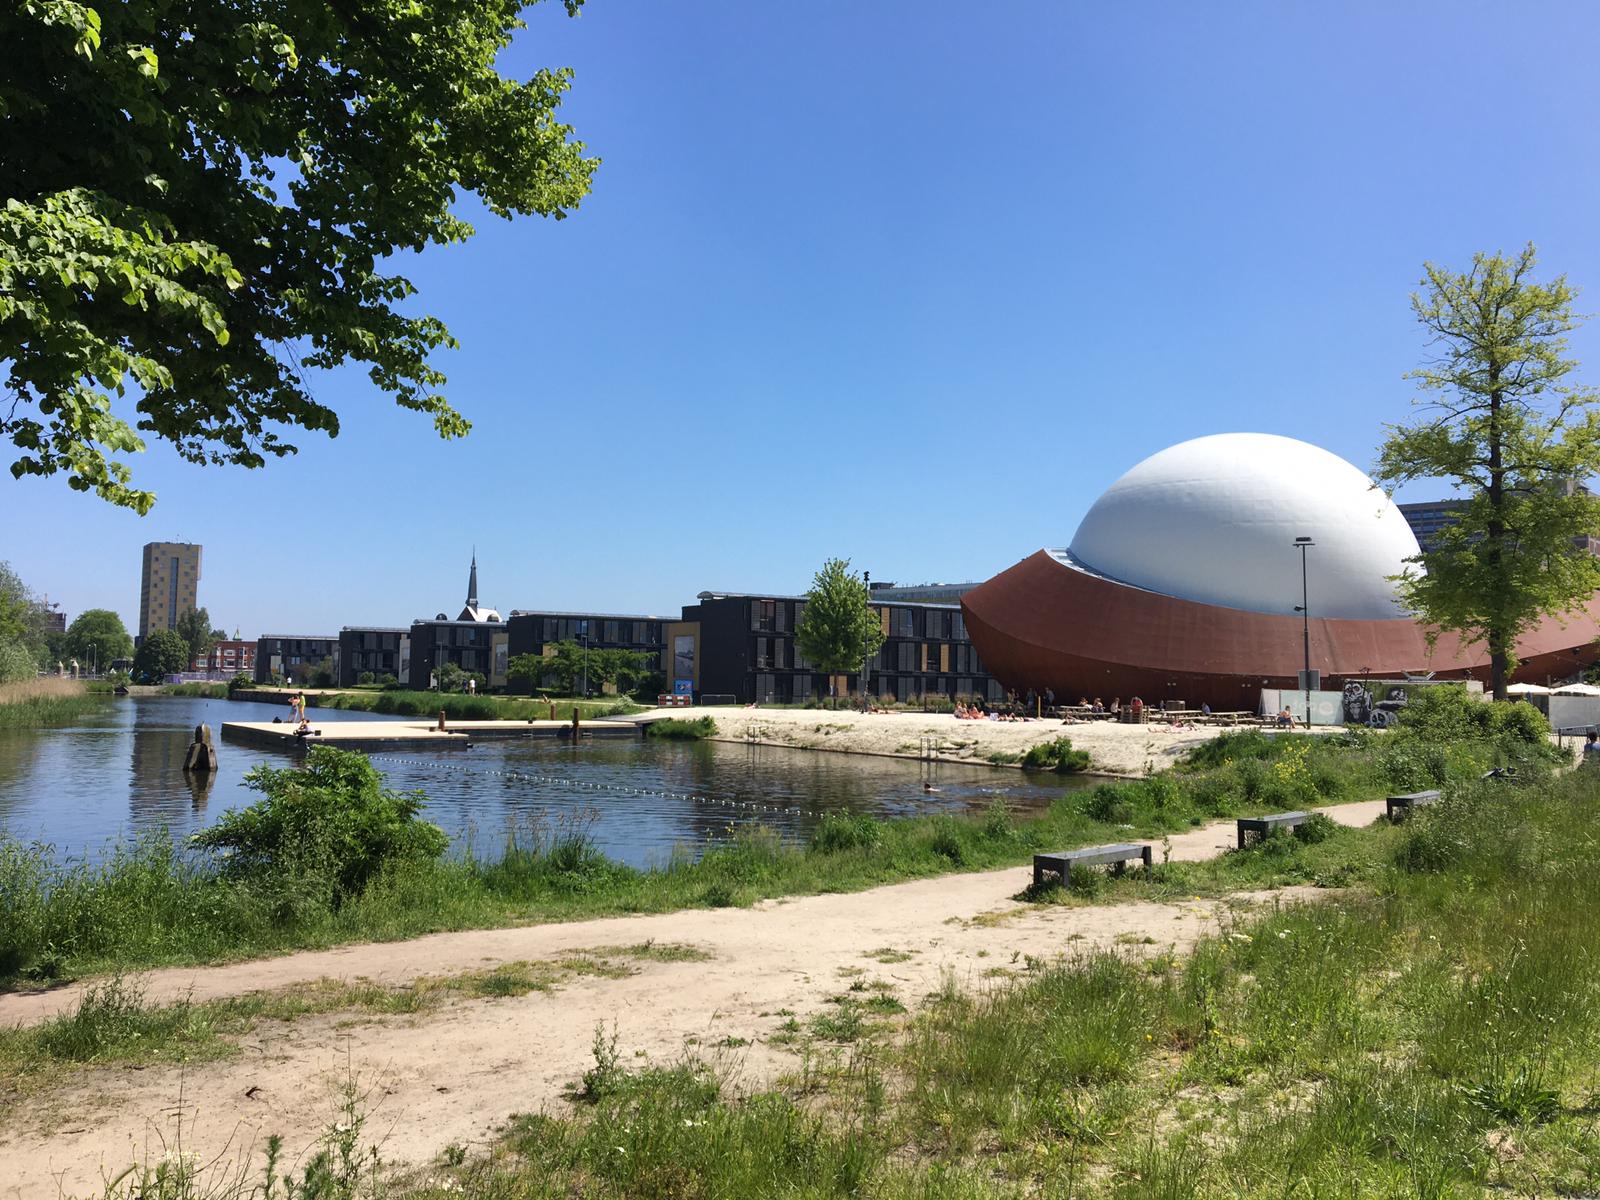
top-left (1236, 811), bottom-right (1311, 848)
top-left (1033, 842), bottom-right (1153, 888)
top-left (1386, 789), bottom-right (1441, 821)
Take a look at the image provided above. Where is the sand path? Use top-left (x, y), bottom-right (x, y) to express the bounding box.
top-left (0, 799), bottom-right (1385, 1198)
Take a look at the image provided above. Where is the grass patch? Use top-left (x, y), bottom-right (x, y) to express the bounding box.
top-left (1021, 735), bottom-right (1093, 773)
top-left (643, 716), bottom-right (717, 740)
top-left (0, 679), bottom-right (107, 729)
top-left (160, 682), bottom-right (228, 698)
top-left (0, 947), bottom-right (692, 1101)
top-left (312, 689), bottom-right (643, 722)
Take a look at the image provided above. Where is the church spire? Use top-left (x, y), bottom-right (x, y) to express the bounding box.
top-left (467, 549), bottom-right (478, 609)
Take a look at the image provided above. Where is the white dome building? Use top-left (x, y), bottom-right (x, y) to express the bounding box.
top-left (1066, 433), bottom-right (1420, 619)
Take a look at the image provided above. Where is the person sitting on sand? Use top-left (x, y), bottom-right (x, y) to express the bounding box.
top-left (1108, 697), bottom-right (1121, 715)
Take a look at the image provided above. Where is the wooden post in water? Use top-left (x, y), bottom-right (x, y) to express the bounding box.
top-left (437, 709), bottom-right (447, 732)
top-left (183, 724), bottom-right (218, 773)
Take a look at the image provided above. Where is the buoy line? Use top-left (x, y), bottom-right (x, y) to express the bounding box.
top-left (366, 753), bottom-right (835, 819)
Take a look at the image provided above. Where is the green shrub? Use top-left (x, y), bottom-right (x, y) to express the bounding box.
top-left (1021, 736), bottom-right (1092, 773)
top-left (191, 746), bottom-right (447, 903)
top-left (644, 716), bottom-right (716, 740)
top-left (1293, 811), bottom-right (1337, 844)
top-left (810, 813), bottom-right (883, 854)
top-left (357, 670), bottom-right (375, 686)
top-left (928, 816), bottom-right (968, 864)
top-left (1083, 784), bottom-right (1135, 825)
top-left (1183, 729), bottom-right (1281, 770)
top-left (226, 672), bottom-right (252, 695)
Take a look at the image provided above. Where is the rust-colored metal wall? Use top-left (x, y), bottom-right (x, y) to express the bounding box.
top-left (962, 550), bottom-right (1600, 706)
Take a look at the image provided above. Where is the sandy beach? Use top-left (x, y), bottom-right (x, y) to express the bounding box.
top-left (668, 704), bottom-right (1280, 776)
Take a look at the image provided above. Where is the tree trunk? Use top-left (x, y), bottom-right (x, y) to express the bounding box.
top-left (1490, 640), bottom-right (1511, 704)
top-left (1486, 359), bottom-right (1507, 702)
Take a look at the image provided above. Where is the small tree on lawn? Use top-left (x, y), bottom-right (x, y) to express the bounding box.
top-left (507, 653), bottom-right (548, 696)
top-left (588, 647), bottom-right (656, 696)
top-left (133, 629), bottom-right (189, 680)
top-left (794, 558), bottom-right (885, 709)
top-left (1376, 244), bottom-right (1600, 701)
top-left (530, 641), bottom-right (584, 694)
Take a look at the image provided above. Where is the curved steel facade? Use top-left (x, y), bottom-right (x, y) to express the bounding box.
top-left (962, 550), bottom-right (1600, 706)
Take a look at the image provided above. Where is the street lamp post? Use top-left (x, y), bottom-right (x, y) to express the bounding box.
top-left (88, 643), bottom-right (96, 677)
top-left (580, 620), bottom-right (590, 698)
top-left (861, 571), bottom-right (871, 713)
top-left (1293, 537), bottom-right (1315, 727)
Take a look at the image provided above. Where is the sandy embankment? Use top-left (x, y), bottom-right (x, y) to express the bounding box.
top-left (672, 704), bottom-right (1248, 776)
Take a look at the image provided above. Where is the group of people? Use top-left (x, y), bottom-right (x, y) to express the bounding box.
top-left (952, 700), bottom-right (1035, 722)
top-left (284, 691), bottom-right (315, 735)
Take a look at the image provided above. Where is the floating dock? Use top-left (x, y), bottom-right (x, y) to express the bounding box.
top-left (220, 718), bottom-right (644, 752)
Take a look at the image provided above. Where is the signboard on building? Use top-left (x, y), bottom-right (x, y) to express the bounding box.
top-left (674, 678), bottom-right (693, 696)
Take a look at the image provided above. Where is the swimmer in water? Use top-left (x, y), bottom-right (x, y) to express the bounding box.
top-left (922, 782), bottom-right (940, 793)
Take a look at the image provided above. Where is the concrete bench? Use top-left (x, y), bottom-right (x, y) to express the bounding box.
top-left (1033, 842), bottom-right (1152, 888)
top-left (1236, 811), bottom-right (1311, 848)
top-left (1386, 789), bottom-right (1441, 821)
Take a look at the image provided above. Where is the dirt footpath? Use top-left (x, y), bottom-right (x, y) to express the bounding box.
top-left (0, 800), bottom-right (1385, 1198)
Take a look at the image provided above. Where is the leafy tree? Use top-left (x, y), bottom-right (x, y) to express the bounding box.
top-left (64, 608), bottom-right (132, 667)
top-left (174, 606), bottom-right (216, 665)
top-left (0, 561), bottom-right (34, 647)
top-left (0, 560), bottom-right (52, 669)
top-left (434, 661), bottom-right (466, 693)
top-left (1376, 245), bottom-right (1600, 700)
top-left (2, 0), bottom-right (596, 512)
top-left (508, 652), bottom-right (552, 695)
top-left (794, 558), bottom-right (885, 708)
top-left (589, 647), bottom-right (656, 696)
top-left (132, 628), bottom-right (188, 679)
top-left (525, 641), bottom-right (584, 693)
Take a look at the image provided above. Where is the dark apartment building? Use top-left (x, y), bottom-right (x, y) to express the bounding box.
top-left (675, 591), bottom-right (1002, 705)
top-left (504, 612), bottom-right (667, 693)
top-left (404, 618), bottom-right (507, 689)
top-left (1397, 500), bottom-right (1470, 554)
top-left (1402, 485), bottom-right (1600, 556)
top-left (337, 626), bottom-right (407, 686)
top-left (254, 634), bottom-right (338, 683)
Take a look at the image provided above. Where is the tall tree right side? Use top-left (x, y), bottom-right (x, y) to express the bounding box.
top-left (1377, 243), bottom-right (1600, 700)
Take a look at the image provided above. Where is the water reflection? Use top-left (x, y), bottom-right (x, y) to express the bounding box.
top-left (0, 697), bottom-right (1091, 868)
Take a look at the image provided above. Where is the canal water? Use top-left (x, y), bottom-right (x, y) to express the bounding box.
top-left (0, 697), bottom-right (1092, 868)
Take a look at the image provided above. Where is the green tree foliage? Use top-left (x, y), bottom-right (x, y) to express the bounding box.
top-left (132, 628), bottom-right (188, 679)
top-left (434, 661), bottom-right (467, 693)
top-left (173, 606), bottom-right (216, 665)
top-left (0, 560), bottom-right (52, 675)
top-left (1, 0), bottom-right (596, 512)
top-left (794, 558), bottom-right (885, 705)
top-left (64, 608), bottom-right (132, 667)
top-left (1376, 245), bottom-right (1600, 700)
top-left (191, 746), bottom-right (447, 903)
top-left (589, 647), bottom-right (657, 696)
top-left (507, 652), bottom-right (549, 695)
top-left (521, 641), bottom-right (585, 693)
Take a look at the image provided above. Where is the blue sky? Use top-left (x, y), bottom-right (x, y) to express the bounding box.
top-left (10, 0), bottom-right (1600, 636)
